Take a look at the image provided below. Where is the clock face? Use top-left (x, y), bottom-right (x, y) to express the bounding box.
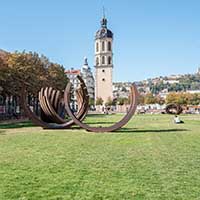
top-left (101, 29), bottom-right (106, 36)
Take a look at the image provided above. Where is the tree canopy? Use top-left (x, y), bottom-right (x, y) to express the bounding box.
top-left (0, 51), bottom-right (68, 96)
top-left (96, 97), bottom-right (103, 105)
top-left (166, 92), bottom-right (200, 106)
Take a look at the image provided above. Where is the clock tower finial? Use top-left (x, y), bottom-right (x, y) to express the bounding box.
top-left (101, 6), bottom-right (107, 28)
top-left (103, 6), bottom-right (105, 18)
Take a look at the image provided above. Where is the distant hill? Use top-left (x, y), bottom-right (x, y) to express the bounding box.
top-left (148, 74), bottom-right (200, 94)
top-left (114, 72), bottom-right (200, 97)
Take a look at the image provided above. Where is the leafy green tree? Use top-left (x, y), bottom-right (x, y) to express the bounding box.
top-left (138, 95), bottom-right (145, 105)
top-left (4, 51), bottom-right (68, 95)
top-left (166, 92), bottom-right (200, 106)
top-left (89, 98), bottom-right (95, 106)
top-left (47, 63), bottom-right (68, 90)
top-left (166, 92), bottom-right (179, 104)
top-left (105, 97), bottom-right (113, 106)
top-left (144, 93), bottom-right (157, 104)
top-left (96, 97), bottom-right (103, 105)
top-left (189, 93), bottom-right (200, 105)
top-left (117, 97), bottom-right (129, 105)
top-left (156, 95), bottom-right (165, 105)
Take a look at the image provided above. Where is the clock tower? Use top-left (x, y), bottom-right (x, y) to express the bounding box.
top-left (94, 15), bottom-right (113, 105)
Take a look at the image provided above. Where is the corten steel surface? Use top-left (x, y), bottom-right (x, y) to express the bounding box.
top-left (21, 76), bottom-right (89, 129)
top-left (22, 75), bottom-right (138, 132)
top-left (165, 103), bottom-right (183, 115)
top-left (39, 87), bottom-right (66, 124)
top-left (64, 77), bottom-right (139, 132)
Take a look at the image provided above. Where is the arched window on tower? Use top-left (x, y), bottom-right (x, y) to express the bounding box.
top-left (102, 41), bottom-right (105, 51)
top-left (96, 57), bottom-right (99, 66)
top-left (96, 42), bottom-right (99, 52)
top-left (102, 56), bottom-right (105, 65)
top-left (108, 56), bottom-right (112, 65)
top-left (108, 41), bottom-right (111, 51)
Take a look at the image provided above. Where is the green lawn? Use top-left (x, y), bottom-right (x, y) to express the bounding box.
top-left (0, 114), bottom-right (200, 200)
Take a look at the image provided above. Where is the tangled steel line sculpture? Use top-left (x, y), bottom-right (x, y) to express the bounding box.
top-left (165, 103), bottom-right (183, 115)
top-left (21, 76), bottom-right (89, 129)
top-left (21, 75), bottom-right (139, 132)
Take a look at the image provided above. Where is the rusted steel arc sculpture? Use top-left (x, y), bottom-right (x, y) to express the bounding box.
top-left (21, 76), bottom-right (89, 129)
top-left (22, 74), bottom-right (138, 132)
top-left (39, 87), bottom-right (64, 123)
top-left (166, 103), bottom-right (183, 115)
top-left (40, 76), bottom-right (89, 126)
top-left (39, 87), bottom-right (66, 124)
top-left (22, 88), bottom-right (87, 129)
top-left (64, 80), bottom-right (139, 132)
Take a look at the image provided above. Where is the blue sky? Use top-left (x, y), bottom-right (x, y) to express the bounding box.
top-left (0, 0), bottom-right (200, 82)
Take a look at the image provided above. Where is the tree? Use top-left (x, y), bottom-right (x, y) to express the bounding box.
top-left (188, 93), bottom-right (200, 105)
top-left (166, 92), bottom-right (179, 104)
top-left (0, 59), bottom-right (7, 90)
top-left (0, 50), bottom-right (69, 118)
top-left (178, 93), bottom-right (190, 105)
top-left (144, 93), bottom-right (157, 104)
top-left (105, 97), bottom-right (113, 106)
top-left (166, 92), bottom-right (200, 106)
top-left (6, 51), bottom-right (46, 95)
top-left (96, 97), bottom-right (103, 105)
top-left (156, 95), bottom-right (165, 105)
top-left (47, 63), bottom-right (68, 90)
top-left (4, 51), bottom-right (68, 95)
top-left (117, 97), bottom-right (129, 105)
top-left (89, 98), bottom-right (95, 106)
top-left (138, 94), bottom-right (145, 105)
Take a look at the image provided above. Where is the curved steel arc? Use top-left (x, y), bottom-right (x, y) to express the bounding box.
top-left (64, 79), bottom-right (139, 132)
top-left (21, 76), bottom-right (89, 129)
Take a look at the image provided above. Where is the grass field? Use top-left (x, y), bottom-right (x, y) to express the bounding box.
top-left (0, 114), bottom-right (200, 200)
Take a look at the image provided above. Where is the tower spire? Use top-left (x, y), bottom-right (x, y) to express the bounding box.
top-left (101, 6), bottom-right (107, 28)
top-left (103, 6), bottom-right (105, 18)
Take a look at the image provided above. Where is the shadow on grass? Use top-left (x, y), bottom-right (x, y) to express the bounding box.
top-left (0, 121), bottom-right (36, 129)
top-left (0, 130), bottom-right (6, 135)
top-left (117, 127), bottom-right (189, 133)
top-left (86, 121), bottom-right (115, 125)
top-left (86, 114), bottom-right (108, 118)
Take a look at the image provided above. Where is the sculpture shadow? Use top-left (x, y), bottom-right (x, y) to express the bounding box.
top-left (0, 130), bottom-right (6, 135)
top-left (86, 121), bottom-right (114, 125)
top-left (0, 121), bottom-right (36, 129)
top-left (117, 127), bottom-right (189, 133)
top-left (86, 114), bottom-right (108, 118)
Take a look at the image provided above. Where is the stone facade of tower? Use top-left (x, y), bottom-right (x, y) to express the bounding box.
top-left (94, 17), bottom-right (113, 105)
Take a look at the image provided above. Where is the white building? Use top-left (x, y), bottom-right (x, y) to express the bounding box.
top-left (163, 80), bottom-right (180, 84)
top-left (81, 57), bottom-right (95, 100)
top-left (65, 68), bottom-right (81, 110)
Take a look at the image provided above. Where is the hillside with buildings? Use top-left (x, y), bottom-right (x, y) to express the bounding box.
top-left (113, 69), bottom-right (200, 99)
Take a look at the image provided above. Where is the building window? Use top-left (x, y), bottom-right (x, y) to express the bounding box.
top-left (108, 56), bottom-right (112, 65)
top-left (102, 56), bottom-right (105, 64)
top-left (102, 69), bottom-right (105, 72)
top-left (96, 42), bottom-right (99, 52)
top-left (108, 41), bottom-right (111, 51)
top-left (102, 41), bottom-right (105, 51)
top-left (102, 78), bottom-right (105, 81)
top-left (96, 57), bottom-right (99, 66)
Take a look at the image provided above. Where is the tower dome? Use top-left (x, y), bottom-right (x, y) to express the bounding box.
top-left (82, 57), bottom-right (89, 70)
top-left (95, 17), bottom-right (113, 40)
